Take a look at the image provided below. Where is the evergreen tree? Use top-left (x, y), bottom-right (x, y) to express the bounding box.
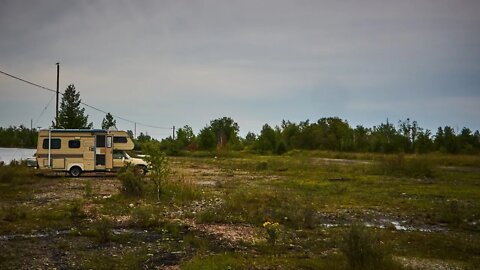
top-left (54, 84), bottom-right (93, 129)
top-left (101, 113), bottom-right (117, 130)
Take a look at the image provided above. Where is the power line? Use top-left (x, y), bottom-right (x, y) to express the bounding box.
top-left (0, 70), bottom-right (57, 94)
top-left (0, 68), bottom-right (173, 130)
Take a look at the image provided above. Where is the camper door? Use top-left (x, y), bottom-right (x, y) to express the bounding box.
top-left (95, 134), bottom-right (113, 170)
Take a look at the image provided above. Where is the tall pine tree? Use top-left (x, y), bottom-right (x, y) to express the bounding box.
top-left (54, 84), bottom-right (93, 129)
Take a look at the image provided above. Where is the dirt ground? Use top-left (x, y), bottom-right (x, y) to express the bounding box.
top-left (0, 157), bottom-right (474, 269)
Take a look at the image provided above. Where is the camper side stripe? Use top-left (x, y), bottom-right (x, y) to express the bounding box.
top-left (37, 154), bottom-right (84, 158)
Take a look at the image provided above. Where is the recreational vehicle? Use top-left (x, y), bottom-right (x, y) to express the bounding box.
top-left (36, 129), bottom-right (148, 176)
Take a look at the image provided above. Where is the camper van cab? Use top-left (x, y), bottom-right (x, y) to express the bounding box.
top-left (36, 129), bottom-right (147, 176)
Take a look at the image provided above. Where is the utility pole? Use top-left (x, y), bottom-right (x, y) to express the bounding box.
top-left (55, 63), bottom-right (60, 126)
top-left (134, 122), bottom-right (137, 139)
top-left (172, 125), bottom-right (175, 140)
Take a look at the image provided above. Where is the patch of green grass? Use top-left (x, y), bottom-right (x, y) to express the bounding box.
top-left (81, 248), bottom-right (148, 270)
top-left (182, 252), bottom-right (346, 270)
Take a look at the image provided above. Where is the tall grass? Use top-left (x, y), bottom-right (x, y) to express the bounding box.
top-left (374, 154), bottom-right (435, 178)
top-left (0, 164), bottom-right (36, 184)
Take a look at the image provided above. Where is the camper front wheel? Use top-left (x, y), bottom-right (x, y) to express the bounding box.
top-left (135, 165), bottom-right (147, 175)
top-left (69, 166), bottom-right (82, 177)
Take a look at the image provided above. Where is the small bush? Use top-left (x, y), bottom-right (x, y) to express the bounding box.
top-left (118, 165), bottom-right (144, 197)
top-left (341, 224), bottom-right (401, 270)
top-left (68, 200), bottom-right (86, 220)
top-left (132, 205), bottom-right (160, 228)
top-left (92, 217), bottom-right (113, 243)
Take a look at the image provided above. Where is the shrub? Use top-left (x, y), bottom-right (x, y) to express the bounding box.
top-left (340, 224), bottom-right (401, 270)
top-left (118, 165), bottom-right (144, 197)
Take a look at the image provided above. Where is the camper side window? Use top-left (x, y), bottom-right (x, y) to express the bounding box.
top-left (68, 140), bottom-right (81, 148)
top-left (113, 137), bottom-right (128, 143)
top-left (42, 138), bottom-right (61, 149)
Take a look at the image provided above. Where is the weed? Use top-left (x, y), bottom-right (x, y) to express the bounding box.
top-left (2, 206), bottom-right (27, 222)
top-left (84, 181), bottom-right (93, 198)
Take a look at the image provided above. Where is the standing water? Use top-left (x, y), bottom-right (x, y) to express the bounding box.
top-left (0, 148), bottom-right (36, 165)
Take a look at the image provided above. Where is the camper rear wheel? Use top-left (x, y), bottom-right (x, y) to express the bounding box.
top-left (69, 166), bottom-right (82, 177)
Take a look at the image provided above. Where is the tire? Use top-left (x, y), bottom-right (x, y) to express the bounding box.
top-left (69, 166), bottom-right (82, 177)
top-left (135, 165), bottom-right (147, 175)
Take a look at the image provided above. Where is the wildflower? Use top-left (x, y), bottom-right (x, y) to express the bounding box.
top-left (263, 221), bottom-right (280, 245)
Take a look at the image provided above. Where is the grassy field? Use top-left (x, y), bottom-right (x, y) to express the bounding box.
top-left (0, 152), bottom-right (479, 269)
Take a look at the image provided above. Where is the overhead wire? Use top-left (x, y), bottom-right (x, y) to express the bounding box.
top-left (34, 92), bottom-right (56, 127)
top-left (0, 69), bottom-right (173, 130)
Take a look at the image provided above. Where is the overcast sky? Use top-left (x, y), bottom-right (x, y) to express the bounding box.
top-left (1, 0), bottom-right (479, 138)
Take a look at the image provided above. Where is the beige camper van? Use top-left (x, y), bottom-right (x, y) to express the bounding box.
top-left (36, 129), bottom-right (148, 176)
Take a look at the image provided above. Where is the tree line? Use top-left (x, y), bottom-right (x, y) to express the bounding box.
top-left (0, 126), bottom-right (38, 148)
top-left (1, 83), bottom-right (478, 155)
top-left (155, 117), bottom-right (480, 155)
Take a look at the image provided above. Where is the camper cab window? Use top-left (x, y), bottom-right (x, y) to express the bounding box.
top-left (113, 150), bottom-right (126, 159)
top-left (42, 138), bottom-right (61, 149)
top-left (69, 140), bottom-right (81, 148)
